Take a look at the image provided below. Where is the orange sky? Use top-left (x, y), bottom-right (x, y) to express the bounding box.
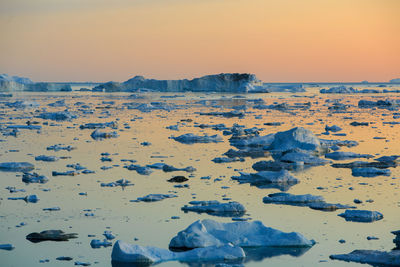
top-left (0, 0), bottom-right (399, 82)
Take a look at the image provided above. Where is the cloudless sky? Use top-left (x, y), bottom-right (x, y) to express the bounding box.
top-left (0, 0), bottom-right (399, 82)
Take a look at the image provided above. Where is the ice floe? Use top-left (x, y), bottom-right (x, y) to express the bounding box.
top-left (169, 219), bottom-right (315, 249)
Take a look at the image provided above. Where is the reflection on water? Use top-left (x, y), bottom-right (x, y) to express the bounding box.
top-left (242, 246), bottom-right (312, 262)
top-left (111, 246), bottom-right (312, 267)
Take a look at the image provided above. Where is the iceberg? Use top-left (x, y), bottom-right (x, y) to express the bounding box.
top-left (267, 127), bottom-right (321, 153)
top-left (169, 219), bottom-right (315, 250)
top-left (94, 73), bottom-right (266, 93)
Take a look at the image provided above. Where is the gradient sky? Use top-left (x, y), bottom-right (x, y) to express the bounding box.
top-left (0, 0), bottom-right (399, 82)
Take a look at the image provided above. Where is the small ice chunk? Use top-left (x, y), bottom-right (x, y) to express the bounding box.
top-left (90, 129), bottom-right (119, 140)
top-left (338, 210), bottom-right (383, 222)
top-left (22, 173), bottom-right (49, 184)
top-left (90, 239), bottom-right (112, 248)
top-left (35, 155), bottom-right (59, 162)
top-left (171, 133), bottom-right (223, 144)
top-left (330, 250), bottom-right (400, 266)
top-left (232, 170), bottom-right (298, 187)
top-left (325, 152), bottom-right (373, 160)
top-left (0, 244), bottom-right (14, 250)
top-left (182, 201), bottom-right (246, 217)
top-left (104, 231), bottom-right (116, 240)
top-left (133, 194), bottom-right (177, 202)
top-left (8, 194), bottom-right (39, 203)
top-left (0, 162), bottom-right (34, 172)
top-left (351, 167), bottom-right (391, 177)
top-left (163, 164), bottom-right (196, 173)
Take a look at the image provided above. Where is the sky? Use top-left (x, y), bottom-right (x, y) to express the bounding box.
top-left (0, 0), bottom-right (399, 83)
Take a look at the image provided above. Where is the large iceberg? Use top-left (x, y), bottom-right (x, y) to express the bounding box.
top-left (169, 219), bottom-right (315, 250)
top-left (93, 73), bottom-right (267, 93)
top-left (0, 74), bottom-right (32, 91)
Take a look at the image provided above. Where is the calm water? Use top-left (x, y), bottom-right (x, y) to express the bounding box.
top-left (1, 85), bottom-right (400, 266)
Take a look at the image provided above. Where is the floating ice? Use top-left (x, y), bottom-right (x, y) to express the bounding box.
top-left (0, 162), bottom-right (34, 172)
top-left (22, 172), bottom-right (49, 184)
top-left (8, 194), bottom-right (39, 203)
top-left (182, 201), bottom-right (246, 217)
top-left (132, 194), bottom-right (177, 202)
top-left (90, 239), bottom-right (112, 248)
top-left (169, 219), bottom-right (315, 250)
top-left (330, 250), bottom-right (400, 266)
top-left (101, 179), bottom-right (133, 187)
top-left (38, 111), bottom-right (78, 121)
top-left (47, 144), bottom-right (75, 151)
top-left (171, 133), bottom-right (223, 144)
top-left (351, 167), bottom-right (391, 177)
top-left (338, 210), bottom-right (383, 222)
top-left (267, 127), bottom-right (321, 153)
top-left (124, 164), bottom-right (153, 175)
top-left (263, 193), bottom-right (324, 205)
top-left (232, 170), bottom-right (298, 190)
top-left (162, 164), bottom-right (196, 173)
top-left (0, 244), bottom-right (15, 250)
top-left (35, 155), bottom-right (59, 162)
top-left (90, 129), bottom-right (119, 140)
top-left (80, 121), bottom-right (118, 129)
top-left (26, 230), bottom-right (78, 243)
top-left (263, 193), bottom-right (354, 211)
top-left (325, 152), bottom-right (373, 160)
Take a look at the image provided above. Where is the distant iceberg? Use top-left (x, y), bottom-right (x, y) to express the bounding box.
top-left (0, 74), bottom-right (33, 84)
top-left (0, 73), bottom-right (71, 92)
top-left (93, 73), bottom-right (268, 93)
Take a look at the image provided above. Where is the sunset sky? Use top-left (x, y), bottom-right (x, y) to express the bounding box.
top-left (0, 0), bottom-right (399, 82)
